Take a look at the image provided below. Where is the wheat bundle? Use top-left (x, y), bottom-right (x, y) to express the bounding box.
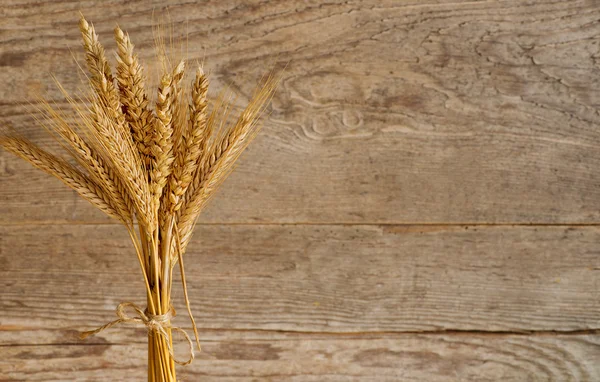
top-left (1, 15), bottom-right (278, 381)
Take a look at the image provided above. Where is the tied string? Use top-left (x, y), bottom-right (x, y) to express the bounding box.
top-left (80, 302), bottom-right (195, 366)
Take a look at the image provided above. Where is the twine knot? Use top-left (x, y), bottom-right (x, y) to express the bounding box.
top-left (143, 308), bottom-right (173, 332)
top-left (80, 302), bottom-right (196, 365)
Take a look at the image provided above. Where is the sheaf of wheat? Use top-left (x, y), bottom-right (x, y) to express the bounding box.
top-left (0, 15), bottom-right (278, 382)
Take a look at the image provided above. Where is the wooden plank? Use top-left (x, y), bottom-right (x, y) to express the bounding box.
top-left (2, 0), bottom-right (600, 224)
top-left (1, 224), bottom-right (599, 332)
top-left (1, 329), bottom-right (599, 381)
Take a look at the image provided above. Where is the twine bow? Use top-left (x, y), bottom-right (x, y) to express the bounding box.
top-left (80, 302), bottom-right (195, 365)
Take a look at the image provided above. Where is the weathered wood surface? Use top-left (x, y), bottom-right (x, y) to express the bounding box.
top-left (1, 224), bottom-right (599, 332)
top-left (2, 0), bottom-right (600, 380)
top-left (2, 0), bottom-right (600, 224)
top-left (2, 224), bottom-right (599, 379)
top-left (2, 330), bottom-right (600, 382)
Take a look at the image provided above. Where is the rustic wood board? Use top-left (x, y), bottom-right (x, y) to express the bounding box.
top-left (2, 224), bottom-right (599, 332)
top-left (2, 0), bottom-right (600, 224)
top-left (2, 330), bottom-right (599, 382)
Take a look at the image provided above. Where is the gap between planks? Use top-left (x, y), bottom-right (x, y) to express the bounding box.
top-left (2, 327), bottom-right (600, 346)
top-left (2, 222), bottom-right (600, 227)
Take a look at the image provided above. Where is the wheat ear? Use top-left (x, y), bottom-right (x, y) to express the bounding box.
top-left (170, 77), bottom-right (188, 161)
top-left (79, 15), bottom-right (152, 228)
top-left (114, 26), bottom-right (155, 166)
top-left (79, 16), bottom-right (131, 143)
top-left (79, 17), bottom-right (117, 113)
top-left (152, 61), bottom-right (185, 223)
top-left (0, 136), bottom-right (126, 223)
top-left (174, 87), bottom-right (229, 218)
top-left (87, 102), bottom-right (154, 228)
top-left (177, 75), bottom-right (278, 252)
top-left (78, 15), bottom-right (113, 90)
top-left (164, 67), bottom-right (209, 214)
top-left (37, 101), bottom-right (134, 225)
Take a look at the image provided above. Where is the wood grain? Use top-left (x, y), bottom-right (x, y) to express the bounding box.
top-left (2, 329), bottom-right (599, 381)
top-left (2, 224), bottom-right (599, 332)
top-left (2, 1), bottom-right (600, 380)
top-left (2, 0), bottom-right (600, 224)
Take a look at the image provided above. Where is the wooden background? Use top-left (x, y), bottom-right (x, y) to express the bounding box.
top-left (1, 0), bottom-right (600, 381)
